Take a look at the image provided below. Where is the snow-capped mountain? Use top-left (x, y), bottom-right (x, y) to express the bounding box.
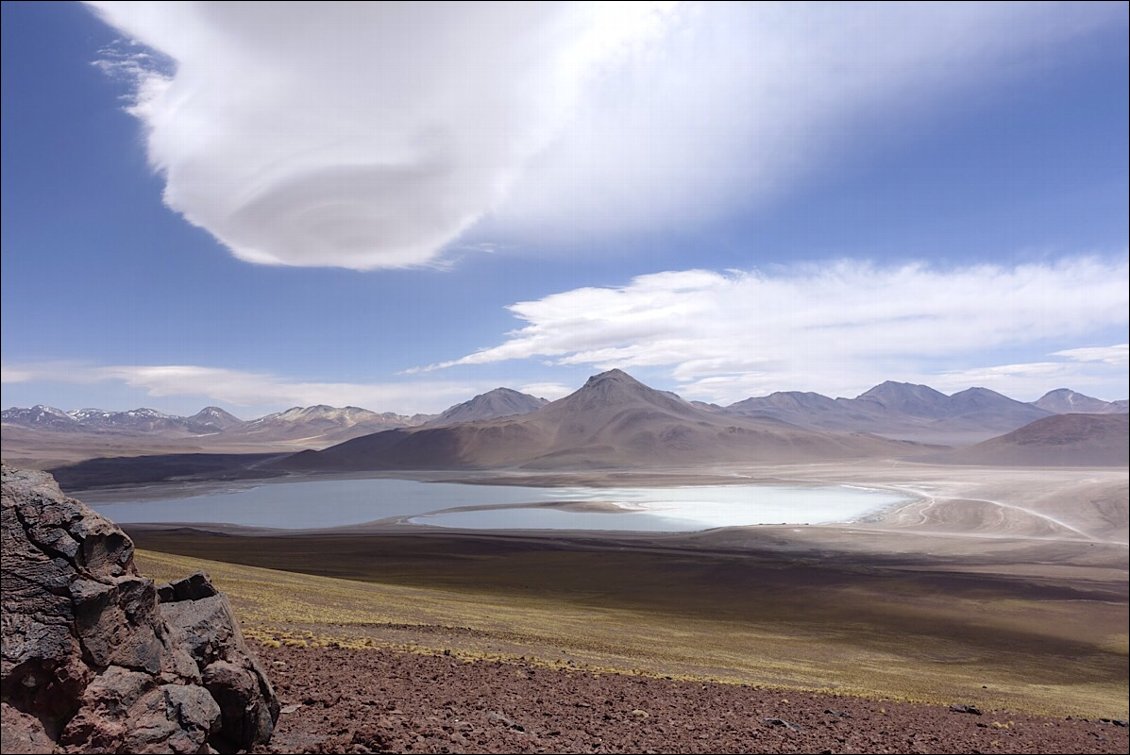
top-left (64, 407), bottom-right (187, 433)
top-left (223, 405), bottom-right (429, 442)
top-left (0, 403), bottom-right (425, 442)
top-left (0, 405), bottom-right (80, 430)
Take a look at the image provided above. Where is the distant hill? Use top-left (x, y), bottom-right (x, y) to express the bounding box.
top-left (279, 369), bottom-right (928, 471)
top-left (1, 403), bottom-right (427, 441)
top-left (187, 406), bottom-right (246, 432)
top-left (935, 413), bottom-right (1129, 467)
top-left (854, 381), bottom-right (953, 417)
top-left (0, 403), bottom-right (430, 466)
top-left (1, 405), bottom-right (82, 431)
top-left (722, 382), bottom-right (1050, 444)
top-left (227, 405), bottom-right (426, 443)
top-left (1, 405), bottom-right (242, 436)
top-left (1032, 389), bottom-right (1129, 415)
top-left (426, 388), bottom-right (547, 426)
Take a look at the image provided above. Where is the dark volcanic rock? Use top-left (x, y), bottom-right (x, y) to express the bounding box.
top-left (157, 571), bottom-right (219, 603)
top-left (0, 463), bottom-right (278, 753)
top-left (160, 573), bottom-right (280, 751)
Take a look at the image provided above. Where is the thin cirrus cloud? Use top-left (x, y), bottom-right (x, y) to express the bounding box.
top-left (0, 363), bottom-right (507, 415)
top-left (928, 353), bottom-right (1129, 400)
top-left (85, 2), bottom-right (1121, 270)
top-left (417, 256), bottom-right (1130, 403)
top-left (1051, 344), bottom-right (1129, 365)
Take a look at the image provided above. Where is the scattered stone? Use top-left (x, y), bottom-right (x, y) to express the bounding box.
top-left (488, 710), bottom-right (525, 731)
top-left (764, 717), bottom-right (802, 731)
top-left (950, 704), bottom-right (983, 715)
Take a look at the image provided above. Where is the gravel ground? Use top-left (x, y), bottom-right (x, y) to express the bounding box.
top-left (253, 644), bottom-right (1128, 754)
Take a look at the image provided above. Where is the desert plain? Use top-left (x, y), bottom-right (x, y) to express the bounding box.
top-left (111, 459), bottom-right (1127, 725)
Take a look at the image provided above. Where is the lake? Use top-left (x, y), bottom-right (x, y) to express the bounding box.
top-left (88, 477), bottom-right (910, 532)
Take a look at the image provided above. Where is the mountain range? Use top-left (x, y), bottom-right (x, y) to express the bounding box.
top-left (720, 382), bottom-right (1056, 444)
top-left (0, 405), bottom-right (249, 435)
top-left (0, 386), bottom-right (566, 440)
top-left (279, 369), bottom-right (928, 471)
top-left (8, 370), bottom-right (1125, 483)
top-left (3, 378), bottom-right (1126, 467)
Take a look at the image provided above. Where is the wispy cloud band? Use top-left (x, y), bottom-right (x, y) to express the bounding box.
top-left (417, 256), bottom-right (1130, 402)
top-left (0, 362), bottom-right (564, 415)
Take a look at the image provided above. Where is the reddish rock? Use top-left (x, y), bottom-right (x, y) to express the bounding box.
top-left (1, 702), bottom-right (58, 754)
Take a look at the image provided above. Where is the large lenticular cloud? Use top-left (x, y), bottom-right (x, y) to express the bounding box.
top-left (88, 2), bottom-right (1121, 270)
top-left (87, 1), bottom-right (673, 269)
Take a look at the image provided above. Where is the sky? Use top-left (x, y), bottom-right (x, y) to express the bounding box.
top-left (1, 1), bottom-right (1127, 418)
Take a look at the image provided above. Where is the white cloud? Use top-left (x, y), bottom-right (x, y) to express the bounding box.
top-left (0, 365), bottom-right (36, 384)
top-left (515, 382), bottom-right (574, 401)
top-left (494, 2), bottom-right (1125, 242)
top-left (420, 256), bottom-right (1130, 403)
top-left (86, 1), bottom-right (674, 270)
top-left (85, 2), bottom-right (1121, 269)
top-left (1, 362), bottom-right (493, 415)
top-left (927, 360), bottom-right (1115, 400)
top-left (1051, 344), bottom-right (1129, 365)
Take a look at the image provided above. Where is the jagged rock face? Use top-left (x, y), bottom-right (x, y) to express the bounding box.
top-left (0, 463), bottom-right (278, 753)
top-left (160, 575), bottom-right (280, 751)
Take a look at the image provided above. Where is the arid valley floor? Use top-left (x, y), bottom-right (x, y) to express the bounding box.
top-left (94, 459), bottom-right (1125, 753)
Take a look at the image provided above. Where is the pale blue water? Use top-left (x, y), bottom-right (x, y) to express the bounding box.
top-left (88, 477), bottom-right (908, 532)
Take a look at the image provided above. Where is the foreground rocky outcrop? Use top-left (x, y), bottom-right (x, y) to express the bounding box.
top-left (1, 463), bottom-right (278, 753)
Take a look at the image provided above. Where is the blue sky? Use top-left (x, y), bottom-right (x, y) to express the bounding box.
top-left (2, 1), bottom-right (1127, 417)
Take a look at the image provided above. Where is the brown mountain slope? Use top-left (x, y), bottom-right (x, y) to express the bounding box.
top-left (282, 370), bottom-right (929, 471)
top-left (426, 388), bottom-right (547, 426)
top-left (1033, 388), bottom-right (1129, 415)
top-left (724, 383), bottom-right (1051, 444)
top-left (937, 413), bottom-right (1129, 467)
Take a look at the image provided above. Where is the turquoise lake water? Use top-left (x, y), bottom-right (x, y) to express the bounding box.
top-left (89, 477), bottom-right (909, 532)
